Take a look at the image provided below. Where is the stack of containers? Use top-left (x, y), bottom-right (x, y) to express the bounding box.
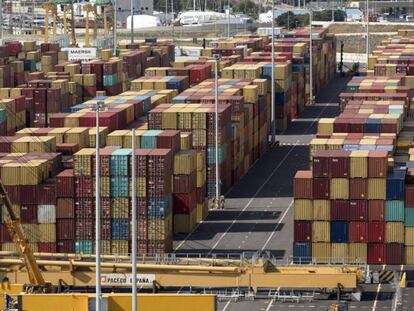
top-left (293, 149), bottom-right (397, 264)
top-left (130, 76), bottom-right (190, 94)
top-left (148, 103), bottom-right (233, 196)
top-left (72, 147), bottom-right (174, 255)
top-left (0, 152), bottom-right (61, 253)
top-left (173, 150), bottom-right (197, 233)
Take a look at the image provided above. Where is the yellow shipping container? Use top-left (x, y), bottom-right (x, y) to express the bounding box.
top-left (174, 209), bottom-right (197, 234)
top-left (180, 132), bottom-right (192, 150)
top-left (111, 240), bottom-right (129, 255)
top-left (293, 199), bottom-right (313, 220)
top-left (101, 240), bottom-right (111, 255)
top-left (331, 243), bottom-right (348, 263)
top-left (348, 243), bottom-right (367, 263)
top-left (312, 221), bottom-right (330, 242)
top-left (38, 224), bottom-right (56, 242)
top-left (111, 198), bottom-right (129, 218)
top-left (405, 246), bottom-right (414, 264)
top-left (196, 201), bottom-right (208, 223)
top-left (88, 127), bottom-right (109, 148)
top-left (330, 178), bottom-right (349, 200)
top-left (313, 200), bottom-right (330, 220)
top-left (174, 151), bottom-right (196, 174)
top-left (350, 150), bottom-right (368, 178)
top-left (312, 242), bottom-right (331, 263)
top-left (367, 178), bottom-right (386, 200)
top-left (386, 222), bottom-right (404, 243)
top-left (405, 227), bottom-right (414, 246)
top-left (317, 118), bottom-right (334, 135)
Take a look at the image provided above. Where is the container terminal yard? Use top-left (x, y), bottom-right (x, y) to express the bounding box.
top-left (2, 1), bottom-right (414, 310)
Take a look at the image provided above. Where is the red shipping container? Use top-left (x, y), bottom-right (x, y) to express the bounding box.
top-left (368, 151), bottom-right (388, 178)
top-left (101, 197), bottom-right (111, 219)
top-left (156, 130), bottom-right (181, 154)
top-left (0, 224), bottom-right (11, 243)
top-left (18, 185), bottom-right (37, 205)
top-left (333, 118), bottom-right (350, 133)
top-left (348, 222), bottom-right (368, 242)
top-left (312, 151), bottom-right (330, 178)
top-left (38, 242), bottom-right (56, 253)
top-left (56, 219), bottom-right (75, 240)
top-left (368, 200), bottom-right (385, 221)
top-left (368, 222), bottom-right (385, 242)
top-left (173, 172), bottom-right (197, 194)
top-left (20, 205), bottom-right (38, 223)
top-left (312, 178), bottom-right (330, 199)
top-left (173, 191), bottom-right (197, 214)
top-left (75, 198), bottom-right (94, 219)
top-left (36, 182), bottom-right (56, 205)
top-left (49, 113), bottom-right (68, 127)
top-left (349, 178), bottom-right (367, 200)
top-left (330, 150), bottom-right (350, 177)
top-left (294, 220), bottom-right (312, 242)
top-left (367, 243), bottom-right (386, 264)
top-left (386, 243), bottom-right (404, 265)
top-left (349, 200), bottom-right (368, 221)
top-left (56, 198), bottom-right (75, 218)
top-left (349, 117), bottom-right (366, 133)
top-left (56, 170), bottom-right (75, 198)
top-left (57, 240), bottom-right (73, 253)
top-left (330, 200), bottom-right (350, 221)
top-left (75, 176), bottom-right (93, 198)
top-left (75, 218), bottom-right (94, 240)
top-left (406, 185), bottom-right (414, 208)
top-left (293, 171), bottom-right (313, 199)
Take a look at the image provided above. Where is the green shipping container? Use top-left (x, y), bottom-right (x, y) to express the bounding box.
top-left (75, 240), bottom-right (93, 254)
top-left (385, 200), bottom-right (405, 222)
top-left (405, 208), bottom-right (414, 227)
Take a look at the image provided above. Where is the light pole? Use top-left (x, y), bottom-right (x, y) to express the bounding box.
top-left (366, 0), bottom-right (369, 64)
top-left (227, 0), bottom-right (230, 38)
top-left (309, 7), bottom-right (314, 105)
top-left (213, 54), bottom-right (221, 209)
top-left (130, 0), bottom-right (134, 43)
top-left (131, 128), bottom-right (137, 311)
top-left (270, 0), bottom-right (275, 142)
top-left (93, 101), bottom-right (105, 311)
top-left (113, 0), bottom-right (117, 55)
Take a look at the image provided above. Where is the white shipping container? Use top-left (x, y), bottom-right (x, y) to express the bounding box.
top-left (37, 205), bottom-right (56, 224)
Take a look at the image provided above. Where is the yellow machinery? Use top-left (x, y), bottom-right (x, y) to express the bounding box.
top-left (42, 2), bottom-right (57, 44)
top-left (0, 183), bottom-right (47, 288)
top-left (0, 251), bottom-right (365, 291)
top-left (83, 4), bottom-right (94, 47)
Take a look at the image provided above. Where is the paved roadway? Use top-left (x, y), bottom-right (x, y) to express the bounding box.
top-left (172, 76), bottom-right (412, 310)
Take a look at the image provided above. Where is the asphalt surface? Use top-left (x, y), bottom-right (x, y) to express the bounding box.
top-left (172, 76), bottom-right (411, 310)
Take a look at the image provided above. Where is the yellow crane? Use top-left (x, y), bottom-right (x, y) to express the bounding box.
top-left (83, 4), bottom-right (95, 47)
top-left (42, 2), bottom-right (57, 44)
top-left (0, 181), bottom-right (47, 288)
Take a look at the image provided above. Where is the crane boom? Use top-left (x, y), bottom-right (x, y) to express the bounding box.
top-left (0, 181), bottom-right (46, 286)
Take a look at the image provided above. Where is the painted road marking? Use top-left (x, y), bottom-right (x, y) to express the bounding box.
top-left (222, 299), bottom-right (232, 311)
top-left (372, 264), bottom-right (386, 311)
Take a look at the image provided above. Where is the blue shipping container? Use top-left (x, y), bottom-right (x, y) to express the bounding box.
top-left (147, 195), bottom-right (172, 218)
top-left (110, 176), bottom-right (129, 197)
top-left (207, 144), bottom-right (227, 164)
top-left (293, 242), bottom-right (311, 264)
top-left (365, 118), bottom-right (381, 133)
top-left (330, 221), bottom-right (348, 243)
top-left (111, 219), bottom-right (129, 240)
top-left (386, 168), bottom-right (406, 200)
top-left (110, 149), bottom-right (131, 176)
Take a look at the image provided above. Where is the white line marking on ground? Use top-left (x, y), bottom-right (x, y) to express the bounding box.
top-left (265, 299), bottom-right (274, 311)
top-left (261, 200), bottom-right (294, 251)
top-left (372, 264), bottom-right (386, 311)
top-left (222, 299), bottom-right (232, 311)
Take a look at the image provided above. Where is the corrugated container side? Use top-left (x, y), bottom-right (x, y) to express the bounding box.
top-left (367, 243), bottom-right (386, 264)
top-left (331, 243), bottom-right (348, 263)
top-left (37, 205), bottom-right (56, 224)
top-left (312, 221), bottom-right (330, 242)
top-left (368, 178), bottom-right (386, 200)
top-left (368, 200), bottom-right (385, 221)
top-left (405, 246), bottom-right (414, 265)
top-left (349, 222), bottom-right (368, 242)
top-left (293, 199), bottom-right (313, 220)
top-left (294, 220), bottom-right (312, 242)
top-left (349, 243), bottom-right (367, 263)
top-left (385, 222), bottom-right (404, 243)
top-left (312, 242), bottom-right (331, 264)
top-left (312, 200), bottom-right (330, 220)
top-left (368, 222), bottom-right (385, 242)
top-left (330, 178), bottom-right (349, 200)
top-left (405, 227), bottom-right (414, 245)
top-left (386, 243), bottom-right (404, 265)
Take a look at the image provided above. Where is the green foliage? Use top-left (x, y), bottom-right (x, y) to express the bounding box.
top-left (276, 9), bottom-right (345, 29)
top-left (233, 0), bottom-right (259, 19)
